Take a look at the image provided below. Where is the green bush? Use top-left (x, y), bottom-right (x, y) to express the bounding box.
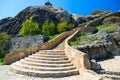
top-left (57, 21), bottom-right (69, 33)
top-left (0, 33), bottom-right (10, 61)
top-left (20, 17), bottom-right (41, 36)
top-left (42, 20), bottom-right (57, 36)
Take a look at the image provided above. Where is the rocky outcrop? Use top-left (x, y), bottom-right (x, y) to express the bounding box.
top-left (0, 6), bottom-right (75, 37)
top-left (3, 35), bottom-right (48, 54)
top-left (74, 31), bottom-right (120, 60)
top-left (73, 14), bottom-right (101, 25)
top-left (56, 9), bottom-right (72, 22)
top-left (102, 16), bottom-right (120, 24)
top-left (0, 17), bottom-right (21, 37)
top-left (81, 12), bottom-right (120, 34)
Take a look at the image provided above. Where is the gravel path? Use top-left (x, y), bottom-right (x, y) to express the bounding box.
top-left (0, 65), bottom-right (81, 80)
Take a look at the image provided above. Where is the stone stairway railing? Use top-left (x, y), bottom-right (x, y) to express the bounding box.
top-left (4, 28), bottom-right (77, 65)
top-left (64, 28), bottom-right (99, 80)
top-left (65, 28), bottom-right (91, 71)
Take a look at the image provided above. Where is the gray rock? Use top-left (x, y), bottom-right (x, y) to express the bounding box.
top-left (95, 31), bottom-right (115, 44)
top-left (91, 59), bottom-right (101, 70)
top-left (74, 31), bottom-right (120, 60)
top-left (56, 10), bottom-right (72, 22)
top-left (3, 35), bottom-right (48, 53)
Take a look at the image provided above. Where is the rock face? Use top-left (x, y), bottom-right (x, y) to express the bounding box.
top-left (56, 9), bottom-right (72, 22)
top-left (3, 35), bottom-right (48, 53)
top-left (0, 6), bottom-right (75, 37)
top-left (73, 14), bottom-right (101, 25)
top-left (0, 17), bottom-right (21, 37)
top-left (74, 31), bottom-right (120, 60)
top-left (102, 16), bottom-right (120, 24)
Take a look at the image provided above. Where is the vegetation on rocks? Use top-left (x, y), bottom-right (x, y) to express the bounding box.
top-left (69, 33), bottom-right (97, 46)
top-left (20, 17), bottom-right (41, 36)
top-left (0, 33), bottom-right (10, 62)
top-left (69, 23), bottom-right (118, 46)
top-left (97, 23), bottom-right (118, 33)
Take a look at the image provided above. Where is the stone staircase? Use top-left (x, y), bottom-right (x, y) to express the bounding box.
top-left (100, 71), bottom-right (120, 80)
top-left (10, 50), bottom-right (79, 77)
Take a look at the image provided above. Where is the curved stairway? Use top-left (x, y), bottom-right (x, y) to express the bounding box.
top-left (10, 50), bottom-right (79, 77)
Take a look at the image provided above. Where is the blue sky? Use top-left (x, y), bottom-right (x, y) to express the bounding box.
top-left (0, 0), bottom-right (120, 19)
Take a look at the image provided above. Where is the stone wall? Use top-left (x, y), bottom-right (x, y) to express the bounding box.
top-left (4, 28), bottom-right (77, 64)
top-left (65, 28), bottom-right (99, 80)
top-left (65, 29), bottom-right (91, 70)
top-left (5, 35), bottom-right (48, 51)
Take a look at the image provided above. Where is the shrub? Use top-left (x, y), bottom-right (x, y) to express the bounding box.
top-left (57, 21), bottom-right (69, 33)
top-left (42, 20), bottom-right (57, 36)
top-left (20, 17), bottom-right (41, 36)
top-left (0, 33), bottom-right (10, 60)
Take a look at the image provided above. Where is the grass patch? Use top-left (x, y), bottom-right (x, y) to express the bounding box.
top-left (48, 33), bottom-right (60, 41)
top-left (97, 23), bottom-right (118, 33)
top-left (69, 33), bottom-right (97, 46)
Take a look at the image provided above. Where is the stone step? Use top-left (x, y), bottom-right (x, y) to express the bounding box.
top-left (104, 74), bottom-right (120, 80)
top-left (39, 50), bottom-right (64, 52)
top-left (33, 52), bottom-right (66, 56)
top-left (10, 65), bottom-right (79, 77)
top-left (37, 51), bottom-right (65, 55)
top-left (19, 60), bottom-right (73, 67)
top-left (21, 58), bottom-right (71, 64)
top-left (13, 62), bottom-right (76, 71)
top-left (28, 56), bottom-right (68, 60)
top-left (30, 54), bottom-right (67, 58)
top-left (105, 71), bottom-right (120, 76)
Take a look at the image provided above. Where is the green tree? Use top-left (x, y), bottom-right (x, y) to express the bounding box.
top-left (42, 20), bottom-right (56, 36)
top-left (20, 17), bottom-right (41, 36)
top-left (57, 21), bottom-right (69, 33)
top-left (0, 33), bottom-right (10, 58)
